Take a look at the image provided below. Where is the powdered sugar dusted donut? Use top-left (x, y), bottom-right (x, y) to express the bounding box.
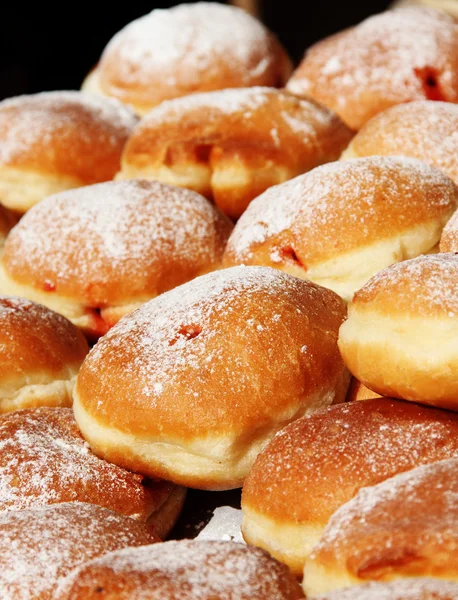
top-left (339, 253), bottom-right (458, 409)
top-left (315, 579), bottom-right (458, 600)
top-left (73, 266), bottom-right (349, 490)
top-left (0, 297), bottom-right (88, 413)
top-left (223, 156), bottom-right (457, 301)
top-left (0, 407), bottom-right (185, 538)
top-left (55, 540), bottom-right (304, 599)
top-left (242, 399), bottom-right (458, 575)
top-left (0, 179), bottom-right (233, 339)
top-left (303, 458), bottom-right (458, 595)
top-left (342, 101), bottom-right (458, 187)
top-left (287, 7), bottom-right (458, 130)
top-left (0, 91), bottom-right (137, 214)
top-left (0, 502), bottom-right (158, 600)
top-left (83, 3), bottom-right (292, 115)
top-left (117, 87), bottom-right (353, 219)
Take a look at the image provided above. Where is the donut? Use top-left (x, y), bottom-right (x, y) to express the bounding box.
top-left (339, 253), bottom-right (458, 409)
top-left (0, 407), bottom-right (185, 537)
top-left (223, 156), bottom-right (457, 301)
top-left (287, 7), bottom-right (458, 129)
top-left (0, 179), bottom-right (233, 339)
top-left (73, 266), bottom-right (349, 490)
top-left (0, 296), bottom-right (88, 413)
top-left (54, 540), bottom-right (304, 599)
top-left (241, 398), bottom-right (458, 575)
top-left (303, 458), bottom-right (458, 595)
top-left (0, 204), bottom-right (17, 247)
top-left (117, 87), bottom-right (353, 219)
top-left (342, 102), bottom-right (458, 188)
top-left (82, 2), bottom-right (292, 115)
top-left (0, 91), bottom-right (137, 214)
top-left (314, 579), bottom-right (458, 600)
top-left (0, 501), bottom-right (158, 599)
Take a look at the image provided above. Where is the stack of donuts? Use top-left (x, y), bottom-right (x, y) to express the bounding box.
top-left (3, 2), bottom-right (458, 598)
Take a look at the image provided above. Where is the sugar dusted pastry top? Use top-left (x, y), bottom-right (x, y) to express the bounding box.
top-left (0, 407), bottom-right (173, 519)
top-left (54, 540), bottom-right (305, 599)
top-left (95, 2), bottom-right (292, 112)
top-left (1, 179), bottom-right (233, 307)
top-left (0, 91), bottom-right (137, 182)
top-left (287, 7), bottom-right (458, 129)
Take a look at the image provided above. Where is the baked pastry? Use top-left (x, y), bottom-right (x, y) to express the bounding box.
top-left (303, 458), bottom-right (458, 595)
top-left (0, 179), bottom-right (232, 339)
top-left (0, 296), bottom-right (88, 413)
top-left (0, 407), bottom-right (185, 538)
top-left (339, 253), bottom-right (458, 409)
top-left (54, 540), bottom-right (304, 599)
top-left (0, 91), bottom-right (137, 213)
top-left (0, 204), bottom-right (17, 247)
top-left (342, 101), bottom-right (458, 187)
top-left (117, 87), bottom-right (353, 219)
top-left (223, 156), bottom-right (457, 301)
top-left (82, 2), bottom-right (292, 115)
top-left (241, 398), bottom-right (458, 575)
top-left (0, 501), bottom-right (158, 599)
top-left (314, 579), bottom-right (458, 600)
top-left (346, 378), bottom-right (382, 402)
top-left (73, 266), bottom-right (349, 490)
top-left (287, 7), bottom-right (458, 129)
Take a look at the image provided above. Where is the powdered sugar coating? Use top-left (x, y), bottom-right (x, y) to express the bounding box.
top-left (242, 399), bottom-right (458, 523)
top-left (317, 578), bottom-right (458, 600)
top-left (55, 540), bottom-right (304, 599)
top-left (0, 91), bottom-right (137, 180)
top-left (0, 502), bottom-right (157, 600)
top-left (354, 253), bottom-right (458, 317)
top-left (348, 101), bottom-right (458, 185)
top-left (98, 2), bottom-right (290, 108)
top-left (287, 7), bottom-right (458, 129)
top-left (2, 179), bottom-right (232, 306)
top-left (77, 266), bottom-right (347, 440)
top-left (310, 457), bottom-right (458, 578)
top-left (0, 407), bottom-right (171, 518)
top-left (226, 156), bottom-right (457, 265)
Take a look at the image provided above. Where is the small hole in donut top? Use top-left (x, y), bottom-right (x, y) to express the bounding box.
top-left (95, 587), bottom-right (104, 594)
top-left (414, 66), bottom-right (445, 101)
top-left (169, 324), bottom-right (202, 346)
top-left (279, 246), bottom-right (306, 270)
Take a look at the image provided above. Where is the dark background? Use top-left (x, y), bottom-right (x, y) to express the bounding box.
top-left (0, 1), bottom-right (392, 101)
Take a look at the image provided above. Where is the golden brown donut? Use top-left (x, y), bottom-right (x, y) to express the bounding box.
top-left (339, 253), bottom-right (458, 409)
top-left (82, 2), bottom-right (292, 116)
top-left (0, 407), bottom-right (185, 538)
top-left (241, 398), bottom-right (458, 575)
top-left (287, 7), bottom-right (458, 130)
top-left (345, 377), bottom-right (382, 402)
top-left (0, 91), bottom-right (137, 214)
top-left (0, 204), bottom-right (17, 247)
top-left (73, 266), bottom-right (349, 491)
top-left (0, 179), bottom-right (233, 339)
top-left (54, 540), bottom-right (305, 600)
top-left (0, 296), bottom-right (88, 413)
top-left (315, 579), bottom-right (458, 600)
top-left (303, 458), bottom-right (458, 595)
top-left (0, 501), bottom-right (158, 600)
top-left (223, 156), bottom-right (457, 301)
top-left (117, 87), bottom-right (353, 219)
top-left (342, 102), bottom-right (458, 187)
